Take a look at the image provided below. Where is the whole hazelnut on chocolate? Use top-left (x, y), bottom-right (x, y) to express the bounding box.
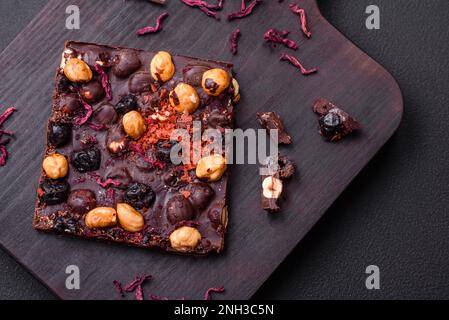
top-left (166, 194), bottom-right (194, 225)
top-left (122, 111), bottom-right (147, 140)
top-left (92, 103), bottom-right (118, 125)
top-left (79, 81), bottom-right (105, 103)
top-left (42, 153), bottom-right (69, 179)
top-left (184, 182), bottom-right (215, 210)
top-left (196, 154), bottom-right (227, 182)
top-left (68, 189), bottom-right (97, 215)
top-left (106, 124), bottom-right (129, 155)
top-left (112, 49), bottom-right (141, 78)
top-left (201, 68), bottom-right (230, 96)
top-left (64, 58), bottom-right (93, 83)
top-left (169, 226), bottom-right (202, 251)
top-left (169, 83), bottom-right (200, 114)
top-left (129, 72), bottom-right (155, 94)
top-left (57, 94), bottom-right (82, 116)
top-left (150, 51), bottom-right (175, 82)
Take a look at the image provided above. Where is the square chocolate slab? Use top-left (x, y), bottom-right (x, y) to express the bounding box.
top-left (33, 41), bottom-right (238, 255)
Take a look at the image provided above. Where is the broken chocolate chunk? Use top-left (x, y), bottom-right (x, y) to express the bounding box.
top-left (257, 112), bottom-right (292, 145)
top-left (313, 98), bottom-right (361, 142)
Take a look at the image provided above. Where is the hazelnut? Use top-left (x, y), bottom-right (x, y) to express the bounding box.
top-left (169, 83), bottom-right (200, 114)
top-left (64, 58), bottom-right (93, 82)
top-left (196, 154), bottom-right (227, 182)
top-left (262, 176), bottom-right (283, 199)
top-left (232, 78), bottom-right (240, 103)
top-left (150, 51), bottom-right (175, 82)
top-left (169, 226), bottom-right (202, 251)
top-left (122, 111), bottom-right (147, 139)
top-left (42, 153), bottom-right (68, 179)
top-left (116, 203), bottom-right (145, 232)
top-left (85, 207), bottom-right (117, 229)
top-left (201, 68), bottom-right (230, 96)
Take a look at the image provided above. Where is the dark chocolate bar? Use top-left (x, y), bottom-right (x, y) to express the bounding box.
top-left (256, 111), bottom-right (292, 145)
top-left (33, 41), bottom-right (239, 255)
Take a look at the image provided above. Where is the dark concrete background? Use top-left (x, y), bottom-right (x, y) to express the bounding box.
top-left (0, 0), bottom-right (448, 299)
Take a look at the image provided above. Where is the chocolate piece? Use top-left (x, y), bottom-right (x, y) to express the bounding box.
top-left (313, 98), bottom-right (361, 142)
top-left (257, 112), bottom-right (292, 145)
top-left (260, 155), bottom-right (296, 213)
top-left (33, 41), bottom-right (237, 255)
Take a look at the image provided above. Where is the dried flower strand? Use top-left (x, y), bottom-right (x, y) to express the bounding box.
top-left (136, 12), bottom-right (169, 36)
top-left (290, 3), bottom-right (312, 38)
top-left (227, 0), bottom-right (261, 21)
top-left (74, 100), bottom-right (93, 126)
top-left (112, 280), bottom-right (125, 297)
top-left (280, 53), bottom-right (318, 75)
top-left (0, 107), bottom-right (17, 127)
top-left (94, 64), bottom-right (112, 101)
top-left (264, 29), bottom-right (298, 50)
top-left (204, 286), bottom-right (225, 300)
top-left (230, 28), bottom-right (241, 55)
top-left (180, 0), bottom-right (224, 20)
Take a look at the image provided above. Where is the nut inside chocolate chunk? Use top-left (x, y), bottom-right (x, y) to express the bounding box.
top-left (257, 112), bottom-right (292, 145)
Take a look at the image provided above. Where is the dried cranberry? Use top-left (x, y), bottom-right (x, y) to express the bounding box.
top-left (67, 189), bottom-right (97, 214)
top-left (184, 182), bottom-right (215, 210)
top-left (166, 194), bottom-right (194, 224)
top-left (71, 147), bottom-right (101, 172)
top-left (53, 217), bottom-right (77, 233)
top-left (319, 112), bottom-right (343, 139)
top-left (155, 141), bottom-right (177, 163)
top-left (124, 182), bottom-right (155, 209)
top-left (57, 74), bottom-right (77, 94)
top-left (39, 178), bottom-right (70, 205)
top-left (115, 94), bottom-right (138, 115)
top-left (48, 123), bottom-right (72, 147)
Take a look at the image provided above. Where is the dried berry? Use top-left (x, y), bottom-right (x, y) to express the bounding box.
top-left (38, 178), bottom-right (70, 205)
top-left (71, 147), bottom-right (101, 172)
top-left (155, 141), bottom-right (177, 163)
top-left (115, 94), bottom-right (138, 115)
top-left (124, 182), bottom-right (155, 209)
top-left (57, 74), bottom-right (77, 94)
top-left (166, 194), bottom-right (194, 224)
top-left (67, 189), bottom-right (97, 214)
top-left (48, 123), bottom-right (72, 147)
top-left (319, 112), bottom-right (343, 139)
top-left (53, 217), bottom-right (77, 234)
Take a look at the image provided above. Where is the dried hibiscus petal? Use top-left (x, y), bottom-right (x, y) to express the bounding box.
top-left (0, 145), bottom-right (7, 167)
top-left (230, 28), bottom-right (241, 55)
top-left (94, 64), bottom-right (112, 101)
top-left (0, 107), bottom-right (17, 127)
top-left (290, 3), bottom-right (312, 38)
top-left (280, 53), bottom-right (317, 75)
top-left (136, 12), bottom-right (169, 36)
top-left (227, 0), bottom-right (261, 21)
top-left (96, 177), bottom-right (122, 188)
top-left (204, 286), bottom-right (225, 300)
top-left (112, 280), bottom-right (125, 297)
top-left (124, 274), bottom-right (152, 300)
top-left (74, 99), bottom-right (93, 126)
top-left (264, 29), bottom-right (298, 50)
top-left (180, 0), bottom-right (224, 20)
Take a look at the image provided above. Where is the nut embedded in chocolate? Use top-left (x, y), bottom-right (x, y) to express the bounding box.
top-left (166, 194), bottom-right (194, 225)
top-left (112, 49), bottom-right (141, 78)
top-left (257, 112), bottom-right (292, 145)
top-left (128, 72), bottom-right (156, 94)
top-left (184, 182), bottom-right (215, 210)
top-left (313, 98), bottom-right (361, 142)
top-left (92, 103), bottom-right (118, 125)
top-left (79, 81), bottom-right (105, 104)
top-left (68, 189), bottom-right (97, 215)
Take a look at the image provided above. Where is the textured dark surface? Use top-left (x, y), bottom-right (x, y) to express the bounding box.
top-left (0, 0), bottom-right (446, 300)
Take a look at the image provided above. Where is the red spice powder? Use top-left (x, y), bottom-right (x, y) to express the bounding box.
top-left (227, 0), bottom-right (261, 21)
top-left (289, 3), bottom-right (312, 38)
top-left (136, 12), bottom-right (169, 36)
top-left (204, 286), bottom-right (225, 300)
top-left (74, 100), bottom-right (93, 126)
top-left (230, 28), bottom-right (241, 55)
top-left (264, 29), bottom-right (298, 50)
top-left (280, 53), bottom-right (317, 75)
top-left (94, 64), bottom-right (112, 101)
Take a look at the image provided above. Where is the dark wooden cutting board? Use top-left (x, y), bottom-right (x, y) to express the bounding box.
top-left (0, 0), bottom-right (402, 299)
